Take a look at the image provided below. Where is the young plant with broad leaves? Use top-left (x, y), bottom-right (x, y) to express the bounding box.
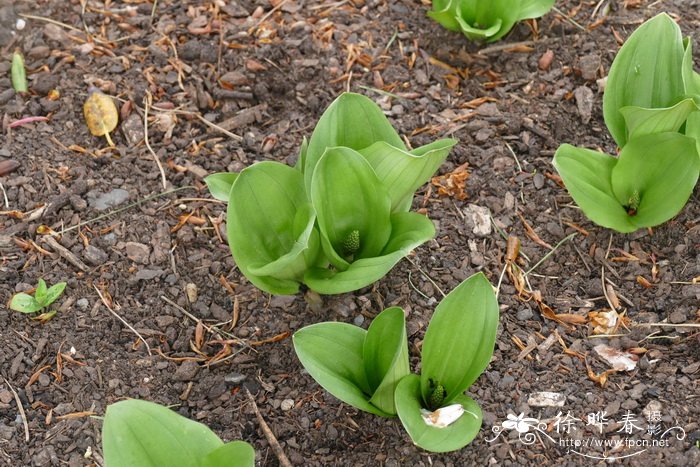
top-left (428, 0), bottom-right (555, 43)
top-left (554, 13), bottom-right (700, 233)
top-left (205, 93), bottom-right (456, 295)
top-left (9, 278), bottom-right (66, 322)
top-left (293, 273), bottom-right (499, 452)
top-left (102, 399), bottom-right (255, 467)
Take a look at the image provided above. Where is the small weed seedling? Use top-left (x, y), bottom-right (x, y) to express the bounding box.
top-left (102, 399), bottom-right (255, 467)
top-left (205, 93), bottom-right (456, 295)
top-left (428, 0), bottom-right (555, 43)
top-left (293, 273), bottom-right (499, 452)
top-left (9, 279), bottom-right (66, 322)
top-left (554, 13), bottom-right (700, 233)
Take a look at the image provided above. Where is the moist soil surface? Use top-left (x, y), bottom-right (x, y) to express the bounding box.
top-left (1, 1), bottom-right (699, 466)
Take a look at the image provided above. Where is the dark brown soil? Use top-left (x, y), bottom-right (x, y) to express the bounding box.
top-left (1, 1), bottom-right (699, 466)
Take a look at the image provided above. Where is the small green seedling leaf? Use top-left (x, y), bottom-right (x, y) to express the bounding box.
top-left (11, 51), bottom-right (28, 93)
top-left (9, 293), bottom-right (43, 314)
top-left (43, 282), bottom-right (66, 307)
top-left (34, 279), bottom-right (48, 306)
top-left (603, 13), bottom-right (686, 147)
top-left (204, 173), bottom-right (239, 202)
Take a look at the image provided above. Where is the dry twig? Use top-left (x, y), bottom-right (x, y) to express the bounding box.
top-left (3, 378), bottom-right (29, 442)
top-left (245, 388), bottom-right (293, 467)
top-left (94, 285), bottom-right (152, 356)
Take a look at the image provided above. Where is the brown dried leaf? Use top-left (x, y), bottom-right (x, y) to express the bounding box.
top-left (431, 162), bottom-right (469, 200)
top-left (83, 88), bottom-right (118, 146)
top-left (517, 213), bottom-right (553, 249)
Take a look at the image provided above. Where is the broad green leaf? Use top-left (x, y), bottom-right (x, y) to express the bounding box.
top-left (427, 0), bottom-right (461, 32)
top-left (204, 173), bottom-right (238, 202)
top-left (201, 441), bottom-right (255, 467)
top-left (553, 144), bottom-right (636, 232)
top-left (35, 279), bottom-right (48, 306)
top-left (359, 139), bottom-right (456, 212)
top-left (611, 132), bottom-right (699, 229)
top-left (227, 162), bottom-right (317, 295)
top-left (9, 293), bottom-right (43, 313)
top-left (619, 98), bottom-right (698, 140)
top-left (420, 273), bottom-right (499, 405)
top-left (603, 13), bottom-right (686, 147)
top-left (395, 374), bottom-right (482, 452)
top-left (682, 38), bottom-right (700, 99)
top-left (304, 93), bottom-right (405, 192)
top-left (519, 0), bottom-right (556, 20)
top-left (304, 212), bottom-right (435, 294)
top-left (44, 282), bottom-right (66, 307)
top-left (364, 307), bottom-right (410, 415)
top-left (102, 399), bottom-right (223, 467)
top-left (311, 147), bottom-right (392, 269)
top-left (293, 323), bottom-right (392, 417)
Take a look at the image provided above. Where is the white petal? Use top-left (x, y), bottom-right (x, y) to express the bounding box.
top-left (421, 404), bottom-right (465, 428)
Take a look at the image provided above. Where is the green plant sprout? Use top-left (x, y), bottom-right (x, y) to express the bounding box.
top-left (293, 272), bottom-right (499, 452)
top-left (205, 93), bottom-right (456, 295)
top-left (9, 279), bottom-right (66, 322)
top-left (554, 13), bottom-right (700, 233)
top-left (428, 0), bottom-right (555, 43)
top-left (102, 399), bottom-right (255, 467)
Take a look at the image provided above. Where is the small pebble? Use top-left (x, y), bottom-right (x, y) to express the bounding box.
top-left (281, 399), bottom-right (295, 411)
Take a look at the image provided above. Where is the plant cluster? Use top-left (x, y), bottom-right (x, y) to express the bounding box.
top-left (428, 0), bottom-right (555, 42)
top-left (9, 278), bottom-right (66, 322)
top-left (554, 13), bottom-right (700, 233)
top-left (293, 273), bottom-right (499, 452)
top-left (205, 92), bottom-right (456, 295)
top-left (102, 399), bottom-right (255, 467)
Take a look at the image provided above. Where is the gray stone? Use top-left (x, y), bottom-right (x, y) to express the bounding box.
top-left (516, 308), bottom-right (533, 321)
top-left (83, 245), bottom-right (108, 265)
top-left (132, 269), bottom-right (164, 281)
top-left (173, 360), bottom-right (200, 381)
top-left (125, 242), bottom-right (150, 264)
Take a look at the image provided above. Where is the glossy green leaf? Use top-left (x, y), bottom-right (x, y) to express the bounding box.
top-left (102, 399), bottom-right (223, 467)
top-left (456, 1), bottom-right (518, 42)
top-left (519, 0), bottom-right (556, 19)
top-left (364, 307), bottom-right (410, 414)
top-left (304, 212), bottom-right (435, 294)
top-left (553, 144), bottom-right (636, 232)
top-left (311, 147), bottom-right (392, 269)
top-left (201, 441), bottom-right (256, 467)
top-left (44, 282), bottom-right (66, 307)
top-left (619, 98), bottom-right (698, 140)
top-left (359, 139), bottom-right (457, 212)
top-left (227, 162), bottom-right (317, 295)
top-left (603, 13), bottom-right (686, 147)
top-left (682, 38), bottom-right (700, 99)
top-left (204, 173), bottom-right (239, 202)
top-left (611, 132), bottom-right (699, 228)
top-left (35, 279), bottom-right (47, 305)
top-left (427, 0), bottom-right (461, 32)
top-left (420, 272), bottom-right (499, 405)
top-left (9, 293), bottom-right (43, 313)
top-left (395, 374), bottom-right (482, 452)
top-left (293, 323), bottom-right (392, 417)
top-left (304, 93), bottom-right (405, 192)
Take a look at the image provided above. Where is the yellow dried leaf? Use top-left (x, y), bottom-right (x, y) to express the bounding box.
top-left (83, 88), bottom-right (118, 147)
